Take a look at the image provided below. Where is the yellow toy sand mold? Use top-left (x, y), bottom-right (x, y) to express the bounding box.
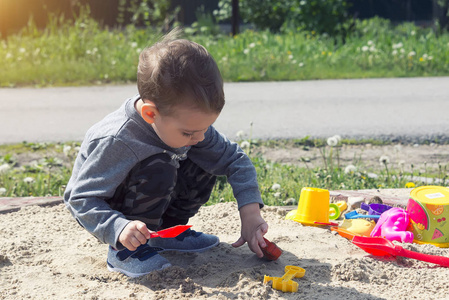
top-left (285, 187), bottom-right (339, 226)
top-left (263, 265), bottom-right (306, 292)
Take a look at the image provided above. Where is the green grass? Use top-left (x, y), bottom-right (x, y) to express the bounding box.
top-left (1, 11), bottom-right (449, 87)
top-left (1, 140), bottom-right (447, 206)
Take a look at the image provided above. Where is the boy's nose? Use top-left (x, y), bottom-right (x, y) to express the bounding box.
top-left (192, 131), bottom-right (205, 142)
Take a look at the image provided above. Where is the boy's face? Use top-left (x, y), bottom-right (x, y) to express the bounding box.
top-left (149, 104), bottom-right (219, 149)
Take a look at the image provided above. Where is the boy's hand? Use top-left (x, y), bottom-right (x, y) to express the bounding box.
top-left (119, 220), bottom-right (152, 251)
top-left (232, 203), bottom-right (269, 258)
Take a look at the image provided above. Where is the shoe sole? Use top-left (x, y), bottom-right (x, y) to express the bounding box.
top-left (107, 262), bottom-right (172, 278)
top-left (156, 239), bottom-right (220, 253)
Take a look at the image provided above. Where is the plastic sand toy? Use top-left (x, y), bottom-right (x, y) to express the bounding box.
top-left (329, 201), bottom-right (348, 220)
top-left (263, 265), bottom-right (306, 292)
top-left (340, 219), bottom-right (376, 236)
top-left (285, 187), bottom-right (338, 226)
top-left (370, 207), bottom-right (413, 243)
top-left (261, 237), bottom-right (282, 260)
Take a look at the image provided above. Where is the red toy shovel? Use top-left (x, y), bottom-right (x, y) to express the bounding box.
top-left (352, 236), bottom-right (449, 267)
top-left (149, 225), bottom-right (192, 239)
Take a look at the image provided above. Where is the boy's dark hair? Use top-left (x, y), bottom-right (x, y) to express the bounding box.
top-left (137, 28), bottom-right (225, 116)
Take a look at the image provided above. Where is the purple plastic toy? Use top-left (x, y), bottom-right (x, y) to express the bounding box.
top-left (370, 207), bottom-right (414, 243)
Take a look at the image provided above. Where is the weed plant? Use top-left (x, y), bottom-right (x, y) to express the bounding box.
top-left (1, 10), bottom-right (449, 87)
top-left (0, 139), bottom-right (446, 206)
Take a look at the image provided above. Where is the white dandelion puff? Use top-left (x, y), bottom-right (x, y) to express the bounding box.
top-left (271, 183), bottom-right (281, 191)
top-left (240, 141), bottom-right (250, 149)
top-left (23, 177), bottom-right (35, 183)
top-left (0, 164), bottom-right (11, 174)
top-left (236, 130), bottom-right (245, 139)
top-left (344, 165), bottom-right (357, 174)
top-left (379, 155), bottom-right (390, 165)
top-left (327, 136), bottom-right (338, 147)
top-left (63, 145), bottom-right (72, 156)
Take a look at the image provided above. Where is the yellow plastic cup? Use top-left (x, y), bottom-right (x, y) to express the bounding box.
top-left (293, 187), bottom-right (330, 226)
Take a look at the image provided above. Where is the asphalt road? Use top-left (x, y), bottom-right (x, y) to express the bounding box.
top-left (1, 77), bottom-right (449, 144)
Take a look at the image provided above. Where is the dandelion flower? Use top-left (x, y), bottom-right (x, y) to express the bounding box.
top-left (405, 182), bottom-right (416, 188)
top-left (361, 46), bottom-right (369, 52)
top-left (408, 51), bottom-right (416, 57)
top-left (327, 136), bottom-right (338, 147)
top-left (394, 144), bottom-right (402, 152)
top-left (379, 155), bottom-right (390, 165)
top-left (131, 42), bottom-right (138, 48)
top-left (344, 165), bottom-right (357, 174)
top-left (243, 49), bottom-right (250, 55)
top-left (392, 50), bottom-right (398, 55)
top-left (288, 55), bottom-right (294, 60)
top-left (63, 145), bottom-right (72, 156)
top-left (271, 183), bottom-right (281, 191)
top-left (367, 40), bottom-right (374, 46)
top-left (368, 173), bottom-right (379, 179)
top-left (236, 130), bottom-right (245, 139)
top-left (0, 187), bottom-right (6, 195)
top-left (0, 164), bottom-right (10, 174)
top-left (392, 42), bottom-right (403, 49)
top-left (249, 42), bottom-right (256, 48)
top-left (298, 62), bottom-right (304, 67)
top-left (240, 141), bottom-right (250, 149)
top-left (19, 48), bottom-right (26, 53)
top-left (273, 192), bottom-right (281, 198)
top-left (6, 52), bottom-right (12, 59)
top-left (23, 177), bottom-right (35, 183)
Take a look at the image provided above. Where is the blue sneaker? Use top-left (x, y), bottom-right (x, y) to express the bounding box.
top-left (147, 229), bottom-right (219, 252)
top-left (107, 244), bottom-right (171, 278)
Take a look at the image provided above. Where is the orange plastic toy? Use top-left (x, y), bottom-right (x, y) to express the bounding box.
top-left (261, 237), bottom-right (282, 260)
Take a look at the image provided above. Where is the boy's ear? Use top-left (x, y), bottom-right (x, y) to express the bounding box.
top-left (141, 101), bottom-right (159, 124)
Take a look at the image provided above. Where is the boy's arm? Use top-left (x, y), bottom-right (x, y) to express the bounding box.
top-left (232, 203), bottom-right (268, 257)
top-left (64, 137), bottom-right (139, 250)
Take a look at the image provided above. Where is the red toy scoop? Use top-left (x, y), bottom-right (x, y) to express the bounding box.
top-left (149, 225), bottom-right (192, 239)
top-left (352, 236), bottom-right (449, 267)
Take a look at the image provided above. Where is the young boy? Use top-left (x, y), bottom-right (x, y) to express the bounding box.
top-left (64, 29), bottom-right (268, 278)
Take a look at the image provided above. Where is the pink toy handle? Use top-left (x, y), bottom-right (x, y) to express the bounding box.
top-left (396, 246), bottom-right (449, 267)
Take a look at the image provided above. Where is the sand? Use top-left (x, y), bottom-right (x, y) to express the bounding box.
top-left (1, 202), bottom-right (449, 300)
